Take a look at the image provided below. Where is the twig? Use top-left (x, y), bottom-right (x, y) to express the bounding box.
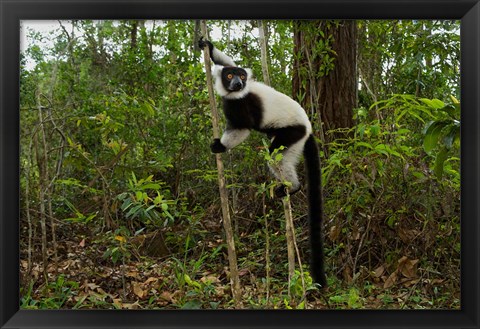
top-left (262, 192), bottom-right (271, 305)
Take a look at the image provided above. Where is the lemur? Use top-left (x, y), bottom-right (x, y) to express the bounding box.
top-left (199, 38), bottom-right (326, 286)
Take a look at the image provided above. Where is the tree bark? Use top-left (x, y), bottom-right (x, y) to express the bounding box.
top-left (258, 21), bottom-right (271, 86)
top-left (293, 20), bottom-right (357, 140)
top-left (130, 20), bottom-right (138, 50)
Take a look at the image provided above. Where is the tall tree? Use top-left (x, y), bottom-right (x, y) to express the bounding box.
top-left (292, 20), bottom-right (357, 140)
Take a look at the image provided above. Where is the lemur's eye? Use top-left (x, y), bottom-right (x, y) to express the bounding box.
top-left (227, 74), bottom-right (233, 80)
top-left (240, 75), bottom-right (246, 80)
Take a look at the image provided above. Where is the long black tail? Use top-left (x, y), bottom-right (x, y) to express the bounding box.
top-left (303, 134), bottom-right (327, 287)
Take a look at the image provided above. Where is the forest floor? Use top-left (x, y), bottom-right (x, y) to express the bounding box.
top-left (20, 220), bottom-right (460, 310)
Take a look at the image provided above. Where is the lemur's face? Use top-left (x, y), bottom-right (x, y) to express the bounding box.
top-left (221, 67), bottom-right (248, 92)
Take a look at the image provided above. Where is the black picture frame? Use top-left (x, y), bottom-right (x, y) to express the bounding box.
top-left (1, 0), bottom-right (479, 328)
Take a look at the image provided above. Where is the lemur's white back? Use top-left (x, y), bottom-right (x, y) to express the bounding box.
top-left (249, 82), bottom-right (312, 133)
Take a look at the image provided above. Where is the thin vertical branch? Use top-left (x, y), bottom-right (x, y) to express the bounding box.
top-left (35, 91), bottom-right (49, 282)
top-left (262, 191), bottom-right (271, 305)
top-left (292, 213), bottom-right (307, 304)
top-left (282, 196), bottom-right (296, 296)
top-left (23, 122), bottom-right (42, 277)
top-left (200, 20), bottom-right (242, 308)
top-left (259, 21), bottom-right (299, 296)
top-left (225, 21), bottom-right (239, 237)
top-left (258, 20), bottom-right (271, 86)
top-left (24, 131), bottom-right (38, 276)
top-left (256, 21), bottom-right (273, 296)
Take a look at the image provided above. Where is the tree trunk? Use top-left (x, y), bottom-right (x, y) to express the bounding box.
top-left (293, 20), bottom-right (357, 140)
top-left (130, 20), bottom-right (138, 50)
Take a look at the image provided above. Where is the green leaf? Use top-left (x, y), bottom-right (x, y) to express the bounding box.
top-left (387, 215), bottom-right (396, 228)
top-left (138, 183), bottom-right (161, 191)
top-left (431, 98), bottom-right (445, 109)
top-left (396, 128), bottom-right (411, 135)
top-left (449, 95), bottom-right (460, 104)
top-left (145, 205), bottom-right (156, 212)
top-left (126, 204), bottom-right (143, 218)
top-left (357, 124), bottom-right (366, 139)
top-left (153, 193), bottom-right (163, 205)
top-left (355, 142), bottom-right (374, 150)
top-left (121, 198), bottom-right (133, 211)
top-left (184, 274), bottom-right (201, 289)
top-left (443, 125), bottom-right (459, 149)
top-left (419, 98), bottom-right (444, 109)
top-left (412, 171), bottom-right (426, 180)
top-left (423, 121), bottom-right (448, 154)
top-left (142, 102), bottom-right (155, 117)
top-left (434, 147), bottom-right (448, 179)
top-left (373, 144), bottom-right (390, 157)
top-left (369, 124), bottom-right (380, 137)
top-left (85, 213), bottom-right (97, 223)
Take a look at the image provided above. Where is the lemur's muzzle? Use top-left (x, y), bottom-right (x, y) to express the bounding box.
top-left (229, 76), bottom-right (244, 91)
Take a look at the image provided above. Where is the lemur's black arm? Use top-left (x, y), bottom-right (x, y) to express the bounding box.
top-left (198, 37), bottom-right (236, 67)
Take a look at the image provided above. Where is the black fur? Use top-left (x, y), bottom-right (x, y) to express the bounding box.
top-left (274, 184), bottom-right (301, 198)
top-left (263, 125), bottom-right (307, 152)
top-left (198, 37), bottom-right (214, 60)
top-left (211, 138), bottom-right (226, 153)
top-left (223, 93), bottom-right (263, 130)
top-left (303, 134), bottom-right (326, 287)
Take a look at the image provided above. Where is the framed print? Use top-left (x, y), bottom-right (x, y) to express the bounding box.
top-left (1, 0), bottom-right (479, 328)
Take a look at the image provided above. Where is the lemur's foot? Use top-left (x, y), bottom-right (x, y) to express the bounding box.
top-left (210, 138), bottom-right (226, 153)
top-left (274, 185), bottom-right (300, 199)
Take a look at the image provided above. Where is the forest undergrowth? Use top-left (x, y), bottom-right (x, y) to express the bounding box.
top-left (20, 122), bottom-right (460, 309)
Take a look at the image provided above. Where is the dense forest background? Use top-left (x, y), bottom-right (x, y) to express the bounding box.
top-left (20, 19), bottom-right (460, 309)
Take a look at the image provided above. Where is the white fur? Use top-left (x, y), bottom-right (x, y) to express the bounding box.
top-left (221, 129), bottom-right (251, 150)
top-left (212, 48), bottom-right (236, 67)
top-left (250, 81), bottom-right (312, 134)
top-left (268, 134), bottom-right (310, 192)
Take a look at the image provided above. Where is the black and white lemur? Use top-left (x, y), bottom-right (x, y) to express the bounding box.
top-left (199, 38), bottom-right (326, 286)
